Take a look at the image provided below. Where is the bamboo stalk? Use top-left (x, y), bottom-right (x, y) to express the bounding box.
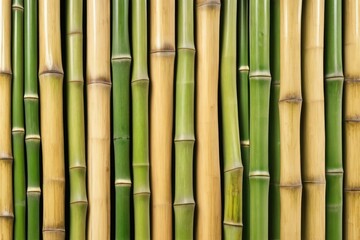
top-left (324, 0), bottom-right (344, 239)
top-left (249, 0), bottom-right (271, 239)
top-left (0, 0), bottom-right (13, 238)
top-left (39, 0), bottom-right (65, 238)
top-left (279, 0), bottom-right (303, 239)
top-left (66, 0), bottom-right (88, 239)
top-left (221, 0), bottom-right (243, 238)
top-left (12, 0), bottom-right (26, 238)
top-left (195, 0), bottom-right (222, 239)
top-left (24, 0), bottom-right (41, 238)
top-left (344, 0), bottom-right (360, 239)
top-left (269, 0), bottom-right (280, 239)
top-left (174, 0), bottom-right (195, 239)
top-left (237, 0), bottom-right (250, 239)
top-left (87, 0), bottom-right (111, 238)
top-left (301, 0), bottom-right (325, 239)
top-left (112, 0), bottom-right (132, 238)
top-left (150, 0), bottom-right (175, 238)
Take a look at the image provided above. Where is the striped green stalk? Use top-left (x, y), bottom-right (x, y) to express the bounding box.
top-left (12, 0), bottom-right (26, 239)
top-left (24, 0), bottom-right (40, 238)
top-left (221, 0), bottom-right (243, 238)
top-left (269, 0), bottom-right (280, 239)
top-left (66, 0), bottom-right (88, 239)
top-left (324, 0), bottom-right (343, 239)
top-left (112, 0), bottom-right (132, 239)
top-left (173, 0), bottom-right (195, 239)
top-left (249, 0), bottom-right (271, 239)
top-left (237, 0), bottom-right (249, 238)
top-left (132, 0), bottom-right (150, 239)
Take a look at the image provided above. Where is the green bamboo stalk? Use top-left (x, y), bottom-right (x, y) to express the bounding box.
top-left (237, 0), bottom-right (250, 239)
top-left (24, 0), bottom-right (40, 238)
top-left (221, 0), bottom-right (243, 238)
top-left (112, 0), bottom-right (132, 239)
top-left (249, 0), bottom-right (271, 239)
top-left (66, 0), bottom-right (87, 239)
top-left (173, 0), bottom-right (195, 239)
top-left (132, 0), bottom-right (150, 239)
top-left (324, 0), bottom-right (343, 239)
top-left (12, 0), bottom-right (26, 239)
top-left (269, 0), bottom-right (280, 239)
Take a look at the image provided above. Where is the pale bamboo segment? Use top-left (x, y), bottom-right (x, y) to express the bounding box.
top-left (344, 0), bottom-right (360, 239)
top-left (279, 0), bottom-right (302, 239)
top-left (301, 0), bottom-right (325, 239)
top-left (86, 0), bottom-right (111, 239)
top-left (195, 1), bottom-right (222, 239)
top-left (0, 0), bottom-right (13, 238)
top-left (150, 0), bottom-right (175, 239)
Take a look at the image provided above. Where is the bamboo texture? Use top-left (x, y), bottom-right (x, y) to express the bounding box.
top-left (0, 0), bottom-right (13, 239)
top-left (87, 0), bottom-right (111, 238)
top-left (112, 0), bottom-right (132, 239)
top-left (150, 0), bottom-right (175, 238)
top-left (24, 0), bottom-right (41, 239)
top-left (39, 0), bottom-right (65, 238)
top-left (221, 0), bottom-right (243, 238)
top-left (279, 0), bottom-right (303, 239)
top-left (344, 0), bottom-right (360, 239)
top-left (196, 0), bottom-right (222, 239)
top-left (324, 0), bottom-right (344, 239)
top-left (174, 0), bottom-right (195, 239)
top-left (132, 0), bottom-right (150, 239)
top-left (66, 0), bottom-right (88, 239)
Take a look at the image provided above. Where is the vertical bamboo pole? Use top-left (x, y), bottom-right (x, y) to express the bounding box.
top-left (196, 0), bottom-right (222, 239)
top-left (324, 0), bottom-right (344, 239)
top-left (150, 0), bottom-right (175, 238)
top-left (87, 0), bottom-right (111, 238)
top-left (24, 0), bottom-right (41, 238)
top-left (39, 0), bottom-right (65, 238)
top-left (66, 0), bottom-right (88, 239)
top-left (344, 0), bottom-right (360, 239)
top-left (174, 0), bottom-right (195, 239)
top-left (279, 0), bottom-right (302, 239)
top-left (301, 0), bottom-right (325, 239)
top-left (0, 0), bottom-right (13, 239)
top-left (221, 0), bottom-right (243, 238)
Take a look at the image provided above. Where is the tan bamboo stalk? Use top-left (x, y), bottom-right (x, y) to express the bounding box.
top-left (279, 0), bottom-right (302, 239)
top-left (86, 0), bottom-right (111, 239)
top-left (301, 0), bottom-right (325, 239)
top-left (39, 0), bottom-right (65, 238)
top-left (344, 0), bottom-right (360, 239)
top-left (0, 0), bottom-right (13, 238)
top-left (150, 0), bottom-right (175, 238)
top-left (195, 0), bottom-right (222, 239)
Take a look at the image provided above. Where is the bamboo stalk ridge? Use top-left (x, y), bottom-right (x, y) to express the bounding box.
top-left (66, 0), bottom-right (88, 239)
top-left (196, 0), bottom-right (222, 239)
top-left (132, 0), bottom-right (151, 239)
top-left (249, 0), bottom-right (271, 239)
top-left (324, 0), bottom-right (344, 239)
top-left (301, 0), bottom-right (325, 239)
top-left (279, 0), bottom-right (303, 239)
top-left (344, 0), bottom-right (360, 239)
top-left (24, 0), bottom-right (41, 239)
top-left (87, 0), bottom-right (111, 238)
top-left (112, 0), bottom-right (132, 238)
top-left (221, 0), bottom-right (243, 238)
top-left (173, 0), bottom-right (195, 239)
top-left (39, 0), bottom-right (65, 238)
top-left (12, 0), bottom-right (26, 238)
top-left (150, 0), bottom-right (175, 238)
top-left (237, 0), bottom-right (250, 238)
top-left (0, 0), bottom-right (13, 239)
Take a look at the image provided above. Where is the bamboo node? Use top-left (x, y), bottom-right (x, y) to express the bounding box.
top-left (150, 49), bottom-right (176, 55)
top-left (12, 3), bottom-right (24, 10)
top-left (224, 165), bottom-right (243, 173)
top-left (12, 127), bottom-right (25, 133)
top-left (66, 31), bottom-right (83, 36)
top-left (196, 1), bottom-right (221, 8)
top-left (223, 221), bottom-right (243, 227)
top-left (133, 191), bottom-right (151, 196)
top-left (326, 169), bottom-right (344, 174)
top-left (238, 65), bottom-right (250, 71)
top-left (25, 134), bottom-right (41, 140)
top-left (177, 47), bottom-right (196, 53)
top-left (131, 78), bottom-right (149, 84)
top-left (27, 187), bottom-right (41, 194)
top-left (0, 155), bottom-right (13, 161)
top-left (43, 228), bottom-right (66, 233)
top-left (240, 140), bottom-right (250, 146)
top-left (115, 179), bottom-right (132, 187)
top-left (39, 70), bottom-right (64, 77)
top-left (173, 201), bottom-right (195, 207)
top-left (24, 93), bottom-right (39, 100)
top-left (0, 212), bottom-right (14, 219)
top-left (0, 71), bottom-right (12, 76)
top-left (111, 54), bottom-right (132, 61)
top-left (249, 171), bottom-right (270, 177)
